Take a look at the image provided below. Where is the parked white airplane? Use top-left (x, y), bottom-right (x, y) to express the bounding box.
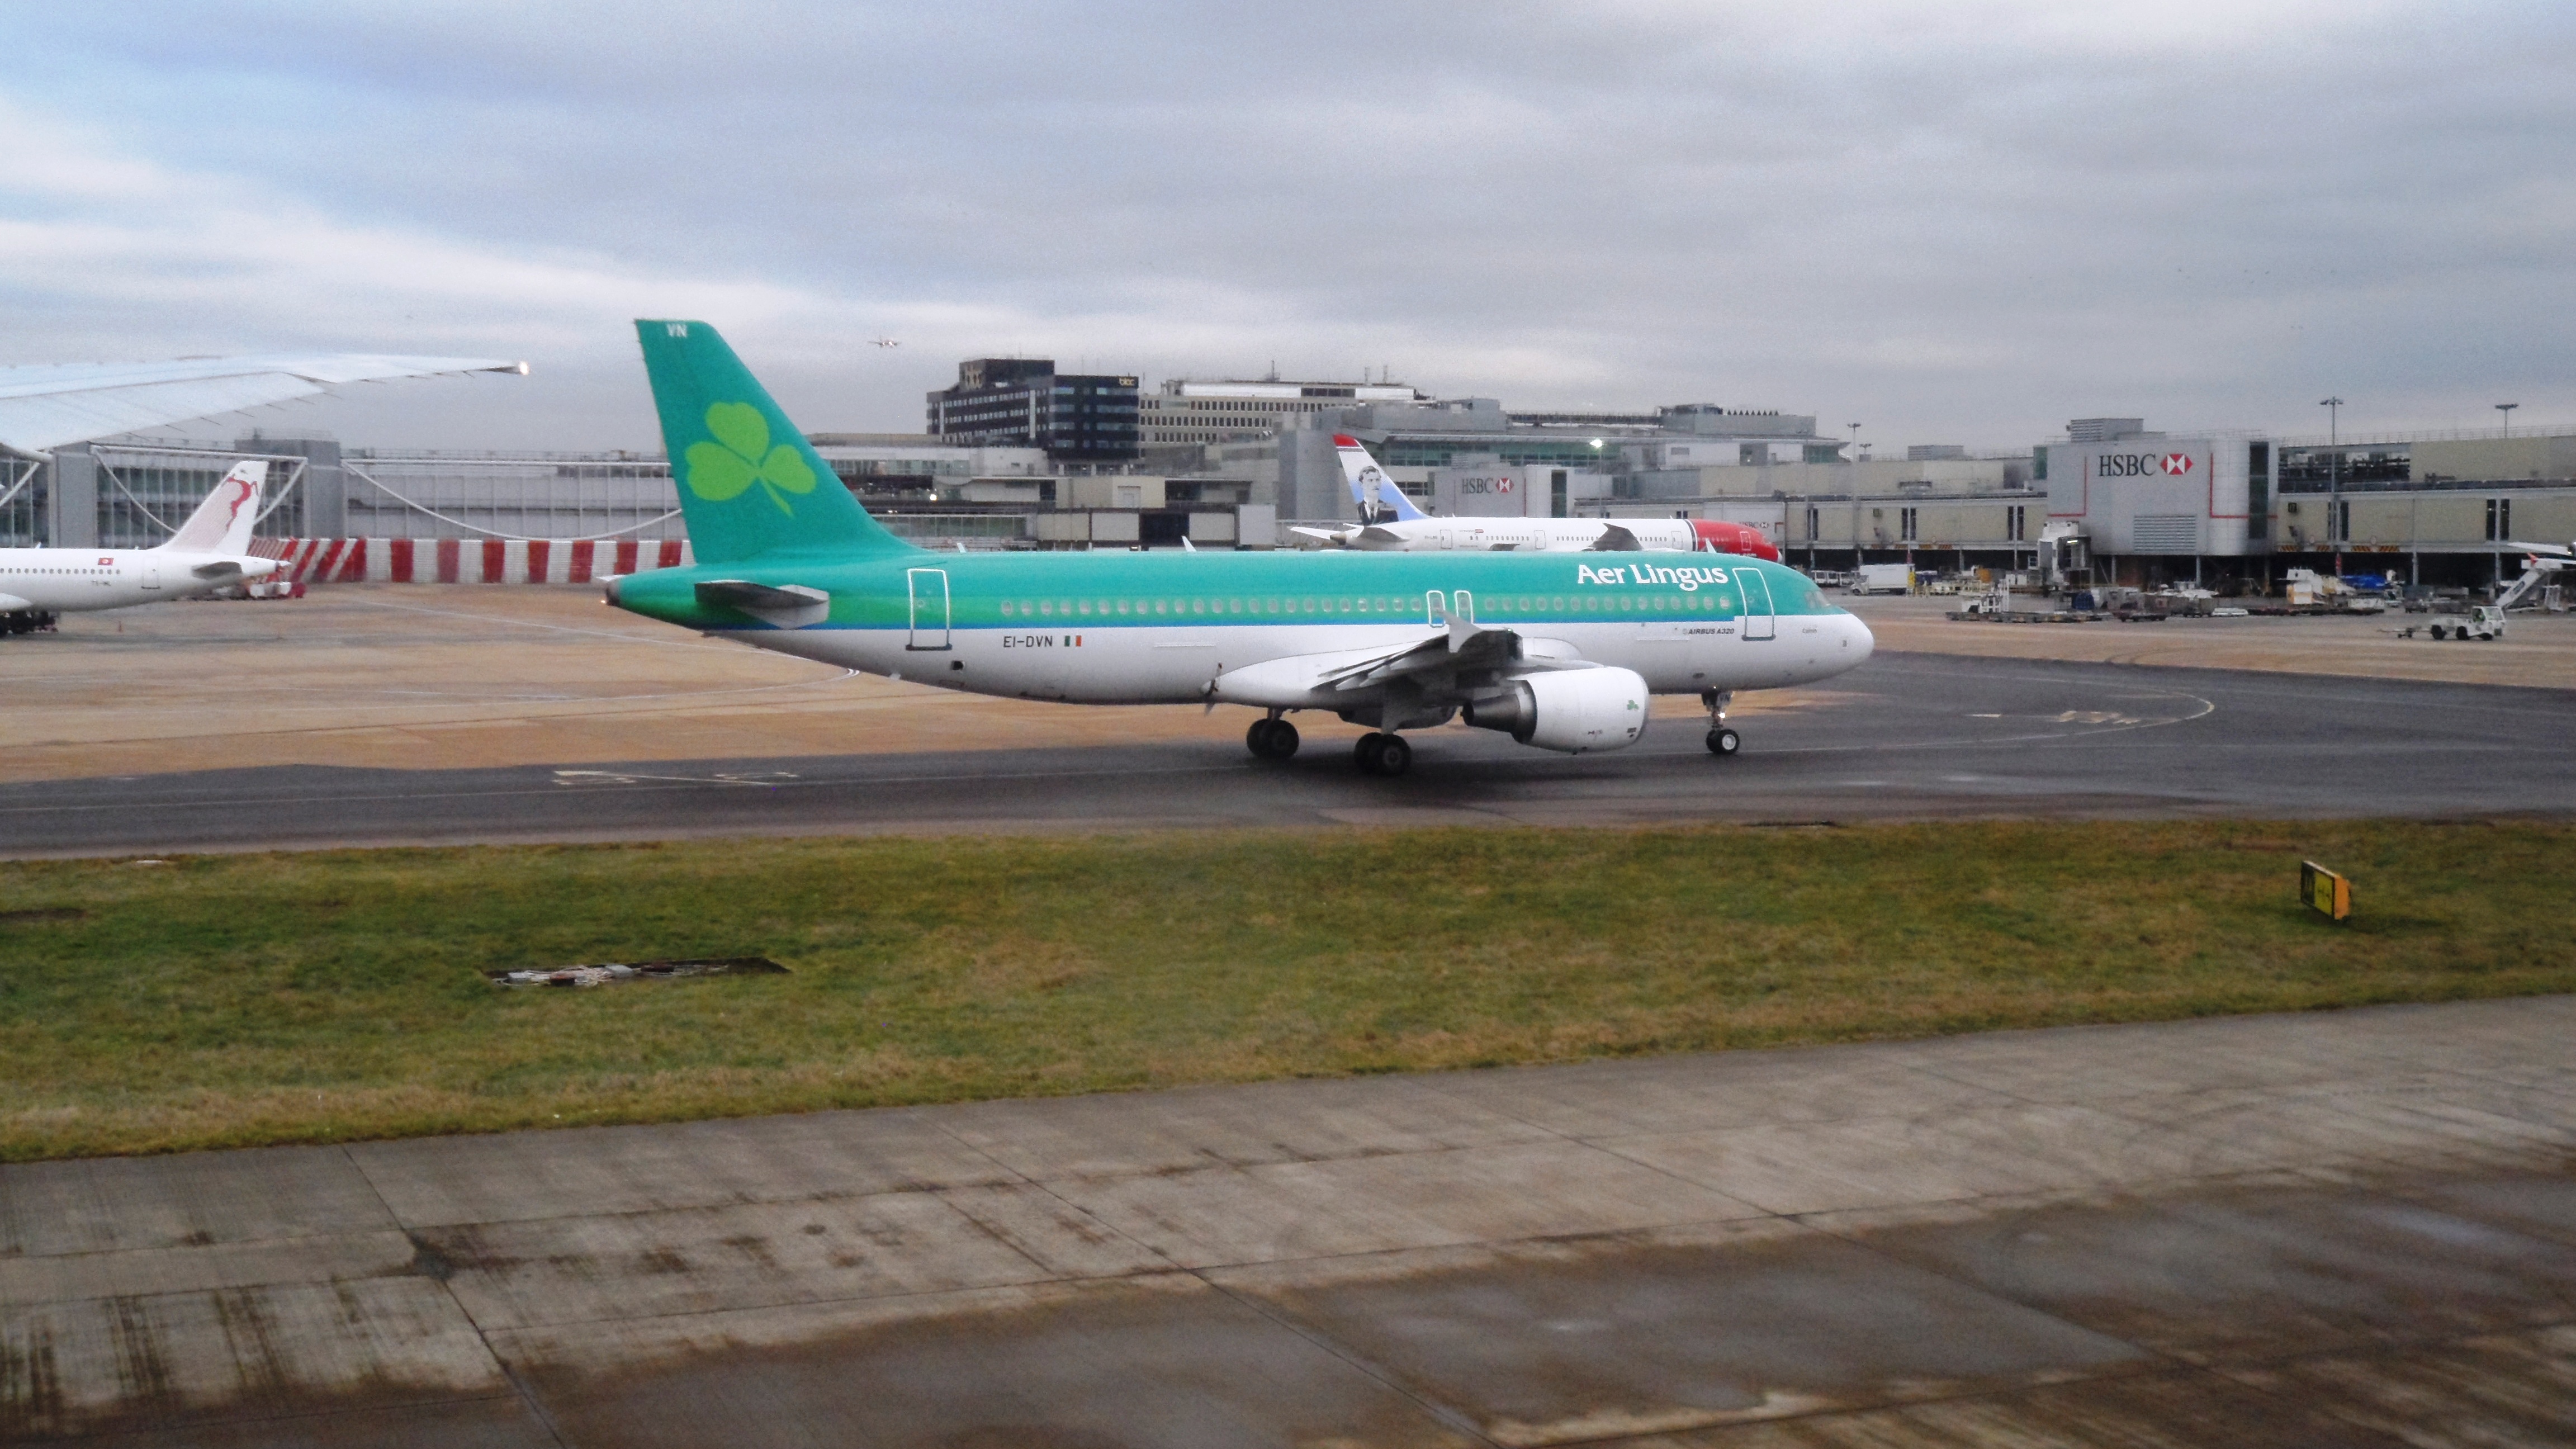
top-left (0, 461), bottom-right (277, 633)
top-left (1292, 435), bottom-right (1782, 560)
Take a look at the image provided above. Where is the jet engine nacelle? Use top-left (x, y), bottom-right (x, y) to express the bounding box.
top-left (1462, 667), bottom-right (1651, 754)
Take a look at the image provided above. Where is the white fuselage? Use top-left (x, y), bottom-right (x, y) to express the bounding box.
top-left (1356, 518), bottom-right (1703, 552)
top-left (703, 609), bottom-right (1874, 708)
top-left (0, 548), bottom-right (276, 613)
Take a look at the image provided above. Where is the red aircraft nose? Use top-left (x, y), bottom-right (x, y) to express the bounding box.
top-left (1689, 519), bottom-right (1781, 562)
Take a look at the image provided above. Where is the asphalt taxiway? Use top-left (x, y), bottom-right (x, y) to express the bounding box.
top-left (7, 997), bottom-right (2573, 1447)
top-left (2, 651), bottom-right (2570, 856)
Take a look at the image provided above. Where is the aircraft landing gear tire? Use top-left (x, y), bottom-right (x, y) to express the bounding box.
top-left (1355, 732), bottom-right (1411, 777)
top-left (1248, 718), bottom-right (1300, 760)
top-left (1707, 727), bottom-right (1742, 757)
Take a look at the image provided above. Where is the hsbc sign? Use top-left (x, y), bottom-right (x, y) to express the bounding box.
top-left (2096, 452), bottom-right (2196, 477)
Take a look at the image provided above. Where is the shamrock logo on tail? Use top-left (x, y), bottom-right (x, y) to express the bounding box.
top-left (684, 402), bottom-right (816, 514)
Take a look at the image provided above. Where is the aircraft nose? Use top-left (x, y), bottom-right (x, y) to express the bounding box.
top-left (1841, 609), bottom-right (1874, 663)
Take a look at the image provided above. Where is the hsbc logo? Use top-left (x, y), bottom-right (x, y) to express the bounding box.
top-left (2097, 452), bottom-right (2196, 477)
top-left (1459, 476), bottom-right (1515, 494)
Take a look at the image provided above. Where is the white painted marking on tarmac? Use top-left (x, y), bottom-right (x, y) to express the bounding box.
top-left (552, 770), bottom-right (801, 788)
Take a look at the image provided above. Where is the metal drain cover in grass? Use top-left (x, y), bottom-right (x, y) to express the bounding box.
top-left (487, 957), bottom-right (789, 988)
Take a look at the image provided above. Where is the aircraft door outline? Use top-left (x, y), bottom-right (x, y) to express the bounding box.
top-left (1740, 570), bottom-right (1775, 641)
top-left (906, 567), bottom-right (951, 650)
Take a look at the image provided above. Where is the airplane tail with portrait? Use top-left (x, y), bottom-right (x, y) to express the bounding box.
top-left (1336, 435), bottom-right (1427, 523)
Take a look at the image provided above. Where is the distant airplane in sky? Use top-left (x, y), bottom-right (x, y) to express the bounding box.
top-left (871, 338), bottom-right (901, 349)
top-left (0, 461), bottom-right (278, 633)
top-left (603, 321), bottom-right (1871, 775)
top-left (0, 352), bottom-right (528, 456)
top-left (1292, 435), bottom-right (1782, 559)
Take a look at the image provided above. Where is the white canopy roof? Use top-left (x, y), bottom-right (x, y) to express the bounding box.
top-left (0, 353), bottom-right (528, 455)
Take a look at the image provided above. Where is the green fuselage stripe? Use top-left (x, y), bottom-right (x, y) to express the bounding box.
top-left (615, 550), bottom-right (1844, 634)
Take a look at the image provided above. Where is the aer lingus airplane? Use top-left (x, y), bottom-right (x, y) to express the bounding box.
top-left (1291, 434), bottom-right (1781, 559)
top-left (0, 460), bottom-right (277, 633)
top-left (604, 321), bottom-right (1872, 775)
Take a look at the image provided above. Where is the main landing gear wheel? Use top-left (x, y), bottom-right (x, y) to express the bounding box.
top-left (1247, 717), bottom-right (1300, 760)
top-left (1354, 732), bottom-right (1412, 777)
top-left (1706, 727), bottom-right (1742, 757)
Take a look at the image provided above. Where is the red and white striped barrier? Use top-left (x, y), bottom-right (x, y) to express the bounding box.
top-left (250, 538), bottom-right (694, 585)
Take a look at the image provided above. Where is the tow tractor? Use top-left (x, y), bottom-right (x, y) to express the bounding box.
top-left (2399, 605), bottom-right (2506, 642)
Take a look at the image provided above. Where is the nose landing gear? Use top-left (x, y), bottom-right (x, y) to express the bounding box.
top-left (1353, 732), bottom-right (1412, 777)
top-left (1247, 714), bottom-right (1300, 761)
top-left (1702, 688), bottom-right (1740, 758)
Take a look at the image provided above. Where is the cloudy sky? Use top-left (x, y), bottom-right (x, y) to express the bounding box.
top-left (4, 2), bottom-right (2570, 453)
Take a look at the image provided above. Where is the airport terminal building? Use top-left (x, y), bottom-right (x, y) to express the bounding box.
top-left (5, 365), bottom-right (2566, 598)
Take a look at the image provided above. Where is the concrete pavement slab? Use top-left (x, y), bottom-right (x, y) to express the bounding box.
top-left (1648, 1368), bottom-right (2420, 1448)
top-left (12, 998), bottom-right (2576, 1445)
top-left (345, 1105), bottom-right (1013, 1226)
top-left (1210, 1226), bottom-right (2150, 1446)
top-left (1413, 1048), bottom-right (2021, 1139)
top-left (0, 1277), bottom-right (506, 1442)
top-left (1054, 1139), bottom-right (1765, 1268)
top-left (0, 1230), bottom-right (418, 1309)
top-left (68, 1396), bottom-right (558, 1449)
top-left (423, 1183), bottom-right (1161, 1330)
top-left (2224, 1325), bottom-right (2576, 1449)
top-left (491, 1275), bottom-right (1482, 1449)
top-left (935, 1073), bottom-right (1562, 1181)
top-left (2403, 1172), bottom-right (2576, 1251)
top-left (1844, 1182), bottom-right (2576, 1367)
top-left (0, 1145), bottom-right (394, 1258)
top-left (1597, 1102), bottom-right (2172, 1216)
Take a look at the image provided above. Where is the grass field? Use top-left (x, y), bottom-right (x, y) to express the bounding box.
top-left (2, 820), bottom-right (2568, 1161)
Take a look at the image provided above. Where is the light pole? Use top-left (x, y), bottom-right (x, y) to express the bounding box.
top-left (2497, 402), bottom-right (2519, 436)
top-left (2320, 397), bottom-right (2344, 574)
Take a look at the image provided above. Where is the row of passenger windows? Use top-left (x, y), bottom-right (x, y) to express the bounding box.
top-left (995, 594), bottom-right (1735, 619)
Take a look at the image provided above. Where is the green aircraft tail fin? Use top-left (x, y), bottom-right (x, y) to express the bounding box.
top-left (634, 319), bottom-right (916, 564)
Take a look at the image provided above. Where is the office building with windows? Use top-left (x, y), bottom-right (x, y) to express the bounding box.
top-left (926, 360), bottom-right (1140, 465)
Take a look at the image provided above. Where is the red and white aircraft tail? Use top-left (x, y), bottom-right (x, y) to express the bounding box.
top-left (159, 461), bottom-right (267, 556)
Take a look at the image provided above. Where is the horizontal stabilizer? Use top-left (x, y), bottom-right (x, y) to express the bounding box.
top-left (696, 579), bottom-right (830, 628)
top-left (190, 560), bottom-right (244, 580)
top-left (1289, 526), bottom-right (1349, 544)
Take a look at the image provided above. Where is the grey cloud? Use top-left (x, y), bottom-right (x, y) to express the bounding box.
top-left (2, 1), bottom-right (2571, 450)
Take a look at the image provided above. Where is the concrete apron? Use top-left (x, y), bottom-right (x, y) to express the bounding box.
top-left (5, 996), bottom-right (2574, 1447)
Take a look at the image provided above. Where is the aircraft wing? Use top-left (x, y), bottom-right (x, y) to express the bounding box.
top-left (1218, 618), bottom-right (1594, 710)
top-left (0, 353), bottom-right (529, 455)
top-left (0, 593), bottom-right (29, 612)
top-left (1586, 524), bottom-right (1643, 552)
